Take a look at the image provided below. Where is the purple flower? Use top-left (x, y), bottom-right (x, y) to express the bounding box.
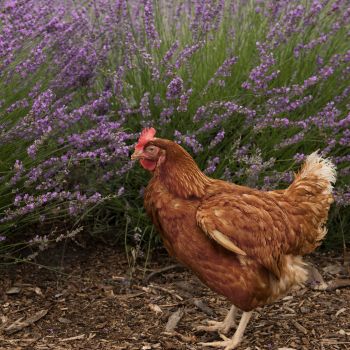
top-left (166, 77), bottom-right (183, 100)
top-left (162, 41), bottom-right (179, 65)
top-left (117, 187), bottom-right (125, 196)
top-left (142, 0), bottom-right (160, 47)
top-left (174, 130), bottom-right (203, 154)
top-left (209, 130), bottom-right (225, 149)
top-left (205, 156), bottom-right (220, 174)
top-left (160, 106), bottom-right (174, 125)
top-left (139, 92), bottom-right (151, 117)
top-left (177, 89), bottom-right (192, 112)
top-left (174, 42), bottom-right (204, 69)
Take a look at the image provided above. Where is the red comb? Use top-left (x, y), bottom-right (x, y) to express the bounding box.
top-left (135, 127), bottom-right (156, 150)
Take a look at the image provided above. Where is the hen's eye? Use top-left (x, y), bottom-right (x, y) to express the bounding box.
top-left (147, 146), bottom-right (155, 152)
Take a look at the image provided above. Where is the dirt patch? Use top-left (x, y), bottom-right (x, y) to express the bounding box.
top-left (1, 244), bottom-right (350, 349)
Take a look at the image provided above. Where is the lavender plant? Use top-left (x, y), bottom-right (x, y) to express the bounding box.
top-left (0, 0), bottom-right (349, 259)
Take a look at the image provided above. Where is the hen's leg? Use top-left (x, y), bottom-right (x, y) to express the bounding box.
top-left (196, 305), bottom-right (238, 334)
top-left (199, 311), bottom-right (252, 350)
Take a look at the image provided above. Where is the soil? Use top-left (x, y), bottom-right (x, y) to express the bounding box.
top-left (0, 243), bottom-right (350, 350)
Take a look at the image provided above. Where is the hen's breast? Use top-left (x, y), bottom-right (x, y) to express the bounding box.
top-left (144, 180), bottom-right (276, 311)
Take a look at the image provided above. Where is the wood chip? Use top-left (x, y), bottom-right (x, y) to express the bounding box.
top-left (335, 307), bottom-right (346, 317)
top-left (34, 287), bottom-right (44, 296)
top-left (59, 334), bottom-right (85, 342)
top-left (165, 308), bottom-right (184, 332)
top-left (6, 287), bottom-right (21, 295)
top-left (141, 345), bottom-right (152, 350)
top-left (292, 320), bottom-right (308, 335)
top-left (148, 303), bottom-right (163, 314)
top-left (117, 292), bottom-right (145, 299)
top-left (283, 306), bottom-right (295, 313)
top-left (4, 309), bottom-right (48, 334)
top-left (323, 264), bottom-right (342, 275)
top-left (162, 330), bottom-right (196, 342)
top-left (58, 317), bottom-right (71, 324)
top-left (327, 279), bottom-right (350, 291)
top-left (193, 299), bottom-right (215, 317)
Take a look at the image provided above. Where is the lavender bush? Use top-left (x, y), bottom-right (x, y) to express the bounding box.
top-left (0, 0), bottom-right (349, 259)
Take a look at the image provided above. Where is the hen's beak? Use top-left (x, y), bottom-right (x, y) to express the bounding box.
top-left (131, 149), bottom-right (143, 160)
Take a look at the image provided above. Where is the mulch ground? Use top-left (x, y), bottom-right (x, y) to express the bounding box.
top-left (1, 243), bottom-right (350, 350)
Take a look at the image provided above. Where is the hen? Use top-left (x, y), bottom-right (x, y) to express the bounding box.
top-left (131, 127), bottom-right (336, 350)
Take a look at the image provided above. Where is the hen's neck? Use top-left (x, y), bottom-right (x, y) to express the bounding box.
top-left (155, 152), bottom-right (212, 199)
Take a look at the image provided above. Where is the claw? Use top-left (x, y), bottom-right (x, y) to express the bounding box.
top-left (219, 334), bottom-right (230, 341)
top-left (196, 319), bottom-right (236, 335)
top-left (198, 311), bottom-right (252, 350)
top-left (199, 339), bottom-right (239, 350)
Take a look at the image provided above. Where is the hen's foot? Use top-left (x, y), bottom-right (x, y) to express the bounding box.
top-left (199, 334), bottom-right (239, 350)
top-left (196, 305), bottom-right (237, 335)
top-left (196, 319), bottom-right (235, 334)
top-left (199, 311), bottom-right (252, 350)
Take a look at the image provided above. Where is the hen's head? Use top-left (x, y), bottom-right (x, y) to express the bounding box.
top-left (132, 127), bottom-right (210, 197)
top-left (131, 127), bottom-right (165, 171)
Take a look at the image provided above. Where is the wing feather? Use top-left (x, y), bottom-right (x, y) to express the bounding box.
top-left (196, 189), bottom-right (293, 278)
top-left (210, 229), bottom-right (247, 256)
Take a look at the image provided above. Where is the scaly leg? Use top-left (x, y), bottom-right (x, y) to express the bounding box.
top-left (196, 305), bottom-right (238, 334)
top-left (199, 311), bottom-right (252, 350)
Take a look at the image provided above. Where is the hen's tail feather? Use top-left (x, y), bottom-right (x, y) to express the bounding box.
top-left (285, 152), bottom-right (337, 254)
top-left (298, 151), bottom-right (337, 194)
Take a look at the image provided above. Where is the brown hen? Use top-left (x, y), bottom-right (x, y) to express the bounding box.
top-left (131, 128), bottom-right (336, 350)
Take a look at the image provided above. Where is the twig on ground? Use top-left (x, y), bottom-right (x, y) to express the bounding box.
top-left (149, 283), bottom-right (184, 301)
top-left (144, 264), bottom-right (184, 283)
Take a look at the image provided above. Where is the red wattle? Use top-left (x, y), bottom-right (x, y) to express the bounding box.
top-left (140, 159), bottom-right (157, 171)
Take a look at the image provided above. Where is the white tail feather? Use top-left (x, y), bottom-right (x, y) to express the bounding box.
top-left (300, 151), bottom-right (337, 194)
